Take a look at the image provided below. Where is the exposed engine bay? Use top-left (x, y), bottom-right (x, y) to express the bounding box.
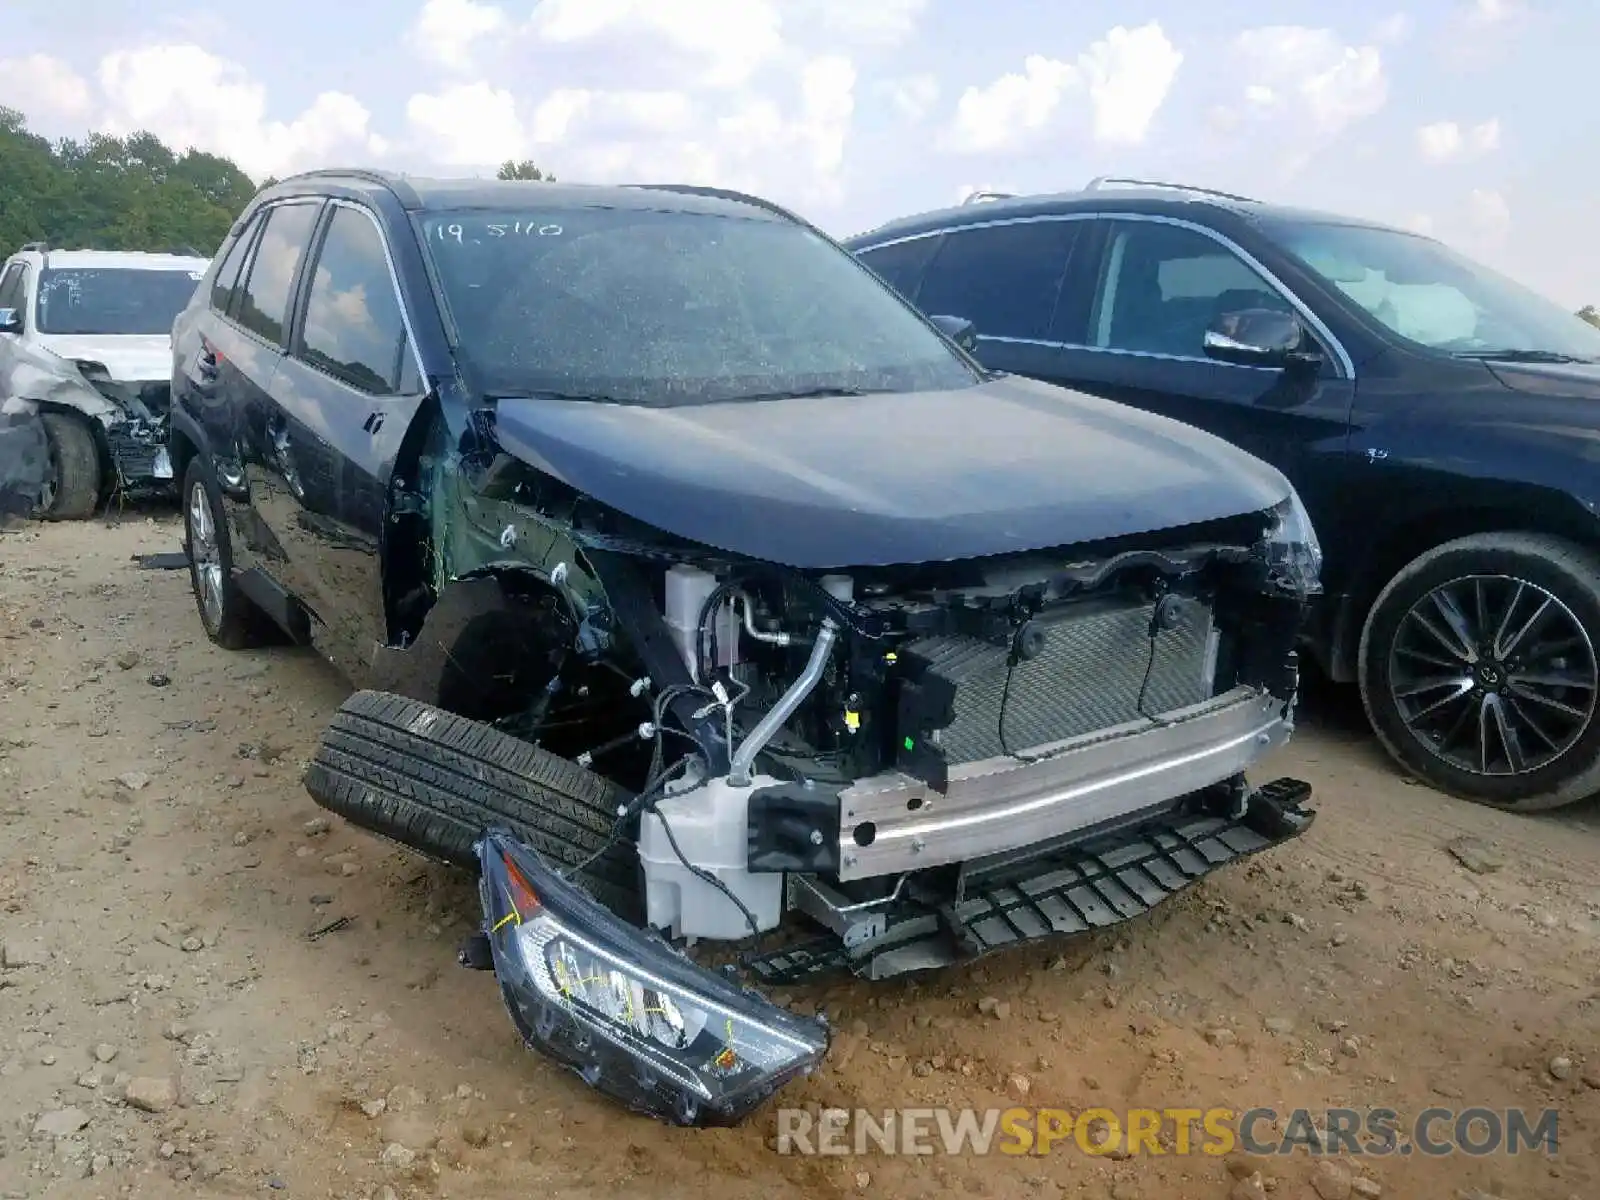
top-left (368, 438), bottom-right (1315, 984)
top-left (610, 512), bottom-right (1308, 964)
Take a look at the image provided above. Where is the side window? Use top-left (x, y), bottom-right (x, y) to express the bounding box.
top-left (210, 216), bottom-right (262, 314)
top-left (236, 202), bottom-right (322, 345)
top-left (857, 236), bottom-right (941, 302)
top-left (296, 206), bottom-right (410, 395)
top-left (0, 264), bottom-right (27, 315)
top-left (913, 221), bottom-right (1078, 342)
top-left (1090, 221), bottom-right (1296, 358)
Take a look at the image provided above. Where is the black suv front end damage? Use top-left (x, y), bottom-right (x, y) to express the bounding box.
top-left (282, 183), bottom-right (1326, 1128)
top-left (354, 417), bottom-right (1320, 1125)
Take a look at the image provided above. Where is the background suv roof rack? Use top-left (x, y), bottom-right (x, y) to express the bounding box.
top-left (961, 191), bottom-right (1016, 205)
top-left (1083, 176), bottom-right (1259, 203)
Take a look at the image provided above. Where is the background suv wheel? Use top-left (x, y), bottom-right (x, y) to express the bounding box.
top-left (182, 457), bottom-right (263, 649)
top-left (1359, 531), bottom-right (1600, 811)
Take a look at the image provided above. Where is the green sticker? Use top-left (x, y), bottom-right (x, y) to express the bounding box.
top-left (903, 736), bottom-right (915, 751)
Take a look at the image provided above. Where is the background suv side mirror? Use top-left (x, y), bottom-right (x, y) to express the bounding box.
top-left (1204, 308), bottom-right (1318, 370)
top-left (0, 308), bottom-right (22, 335)
top-left (930, 313), bottom-right (979, 354)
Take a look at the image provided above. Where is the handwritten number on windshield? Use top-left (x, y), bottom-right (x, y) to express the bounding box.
top-left (435, 222), bottom-right (562, 244)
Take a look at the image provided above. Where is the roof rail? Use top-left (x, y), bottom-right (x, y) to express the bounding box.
top-left (1083, 176), bottom-right (1259, 204)
top-left (625, 183), bottom-right (808, 227)
top-left (276, 168), bottom-right (423, 210)
top-left (19, 241), bottom-right (48, 253)
top-left (961, 191), bottom-right (1015, 206)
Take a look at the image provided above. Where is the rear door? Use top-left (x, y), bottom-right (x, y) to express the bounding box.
top-left (886, 218), bottom-right (1084, 382)
top-left (1055, 216), bottom-right (1355, 513)
top-left (272, 200), bottom-right (428, 668)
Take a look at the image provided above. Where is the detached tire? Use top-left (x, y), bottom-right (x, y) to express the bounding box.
top-left (37, 412), bottom-right (102, 520)
top-left (306, 691), bottom-right (639, 915)
top-left (1360, 532), bottom-right (1600, 812)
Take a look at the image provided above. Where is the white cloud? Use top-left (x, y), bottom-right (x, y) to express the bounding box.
top-left (1468, 188), bottom-right (1511, 241)
top-left (1078, 22), bottom-right (1183, 145)
top-left (1372, 13), bottom-right (1414, 43)
top-left (1417, 118), bottom-right (1501, 163)
top-left (800, 0), bottom-right (927, 45)
top-left (97, 45), bottom-right (386, 180)
top-left (0, 54), bottom-right (93, 122)
top-left (451, 55), bottom-right (857, 208)
top-left (527, 89), bottom-right (696, 144)
top-left (948, 54), bottom-right (1078, 153)
top-left (1232, 27), bottom-right (1388, 135)
top-left (1403, 212), bottom-right (1437, 236)
top-left (883, 74), bottom-right (939, 123)
top-left (406, 82), bottom-right (524, 165)
top-left (526, 0), bottom-right (783, 89)
top-left (1466, 0), bottom-right (1522, 25)
top-left (408, 0), bottom-right (510, 71)
top-left (947, 21), bottom-right (1181, 153)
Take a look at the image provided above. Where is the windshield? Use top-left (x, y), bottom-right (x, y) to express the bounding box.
top-left (36, 267), bottom-right (205, 336)
top-left (1270, 221), bottom-right (1600, 361)
top-left (418, 206), bottom-right (980, 405)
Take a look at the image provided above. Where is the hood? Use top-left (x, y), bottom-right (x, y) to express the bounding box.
top-left (490, 373), bottom-right (1292, 568)
top-left (32, 334), bottom-right (171, 384)
top-left (1486, 360), bottom-right (1600, 402)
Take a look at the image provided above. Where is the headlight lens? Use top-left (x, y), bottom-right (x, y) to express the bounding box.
top-left (1261, 487), bottom-right (1323, 596)
top-left (475, 830), bottom-right (829, 1127)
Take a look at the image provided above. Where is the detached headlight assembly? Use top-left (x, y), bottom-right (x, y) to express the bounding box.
top-left (472, 830), bottom-right (830, 1127)
top-left (1261, 487), bottom-right (1323, 596)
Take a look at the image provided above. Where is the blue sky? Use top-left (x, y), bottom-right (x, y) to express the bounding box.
top-left (1, 0), bottom-right (1592, 307)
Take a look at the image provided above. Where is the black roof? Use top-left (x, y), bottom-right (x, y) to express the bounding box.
top-left (845, 185), bottom-right (1415, 247)
top-left (267, 169), bottom-right (792, 223)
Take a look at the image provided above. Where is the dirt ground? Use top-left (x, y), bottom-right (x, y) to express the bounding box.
top-left (2, 510), bottom-right (1599, 1200)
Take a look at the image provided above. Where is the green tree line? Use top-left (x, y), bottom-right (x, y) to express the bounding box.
top-left (0, 106), bottom-right (258, 257)
top-left (1580, 305), bottom-right (1600, 329)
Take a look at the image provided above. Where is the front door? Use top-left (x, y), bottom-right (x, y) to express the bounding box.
top-left (271, 201), bottom-right (429, 670)
top-left (1054, 216), bottom-right (1357, 547)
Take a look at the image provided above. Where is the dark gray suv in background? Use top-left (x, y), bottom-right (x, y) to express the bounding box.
top-left (847, 177), bottom-right (1600, 812)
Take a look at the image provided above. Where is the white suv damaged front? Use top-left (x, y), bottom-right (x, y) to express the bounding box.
top-left (0, 247), bottom-right (209, 505)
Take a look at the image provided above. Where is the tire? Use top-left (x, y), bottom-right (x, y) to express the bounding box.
top-left (305, 690), bottom-right (640, 916)
top-left (182, 456), bottom-right (261, 649)
top-left (37, 412), bottom-right (102, 520)
top-left (1359, 532), bottom-right (1600, 812)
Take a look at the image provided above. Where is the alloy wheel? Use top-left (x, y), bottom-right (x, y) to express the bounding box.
top-left (1388, 573), bottom-right (1598, 776)
top-left (188, 479), bottom-right (225, 631)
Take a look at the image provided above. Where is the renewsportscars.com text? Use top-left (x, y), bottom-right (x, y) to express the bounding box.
top-left (774, 1106), bottom-right (1560, 1158)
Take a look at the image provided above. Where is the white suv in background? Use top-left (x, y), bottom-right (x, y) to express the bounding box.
top-left (0, 245), bottom-right (209, 518)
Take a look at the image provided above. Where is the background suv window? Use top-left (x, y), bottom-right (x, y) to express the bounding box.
top-left (236, 202), bottom-right (321, 345)
top-left (915, 220), bottom-right (1076, 342)
top-left (0, 264), bottom-right (27, 315)
top-left (1090, 221), bottom-right (1294, 358)
top-left (296, 206), bottom-right (409, 394)
top-left (210, 216), bottom-right (261, 315)
top-left (857, 236), bottom-right (941, 302)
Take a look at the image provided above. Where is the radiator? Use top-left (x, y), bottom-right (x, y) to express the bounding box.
top-left (903, 594), bottom-right (1216, 765)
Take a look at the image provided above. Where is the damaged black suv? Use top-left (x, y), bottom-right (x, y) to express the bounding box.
top-left (169, 170), bottom-right (1321, 1126)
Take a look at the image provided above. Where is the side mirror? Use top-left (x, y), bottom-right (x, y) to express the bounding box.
top-left (930, 313), bottom-right (979, 354)
top-left (1204, 309), bottom-right (1319, 370)
top-left (0, 308), bottom-right (21, 335)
